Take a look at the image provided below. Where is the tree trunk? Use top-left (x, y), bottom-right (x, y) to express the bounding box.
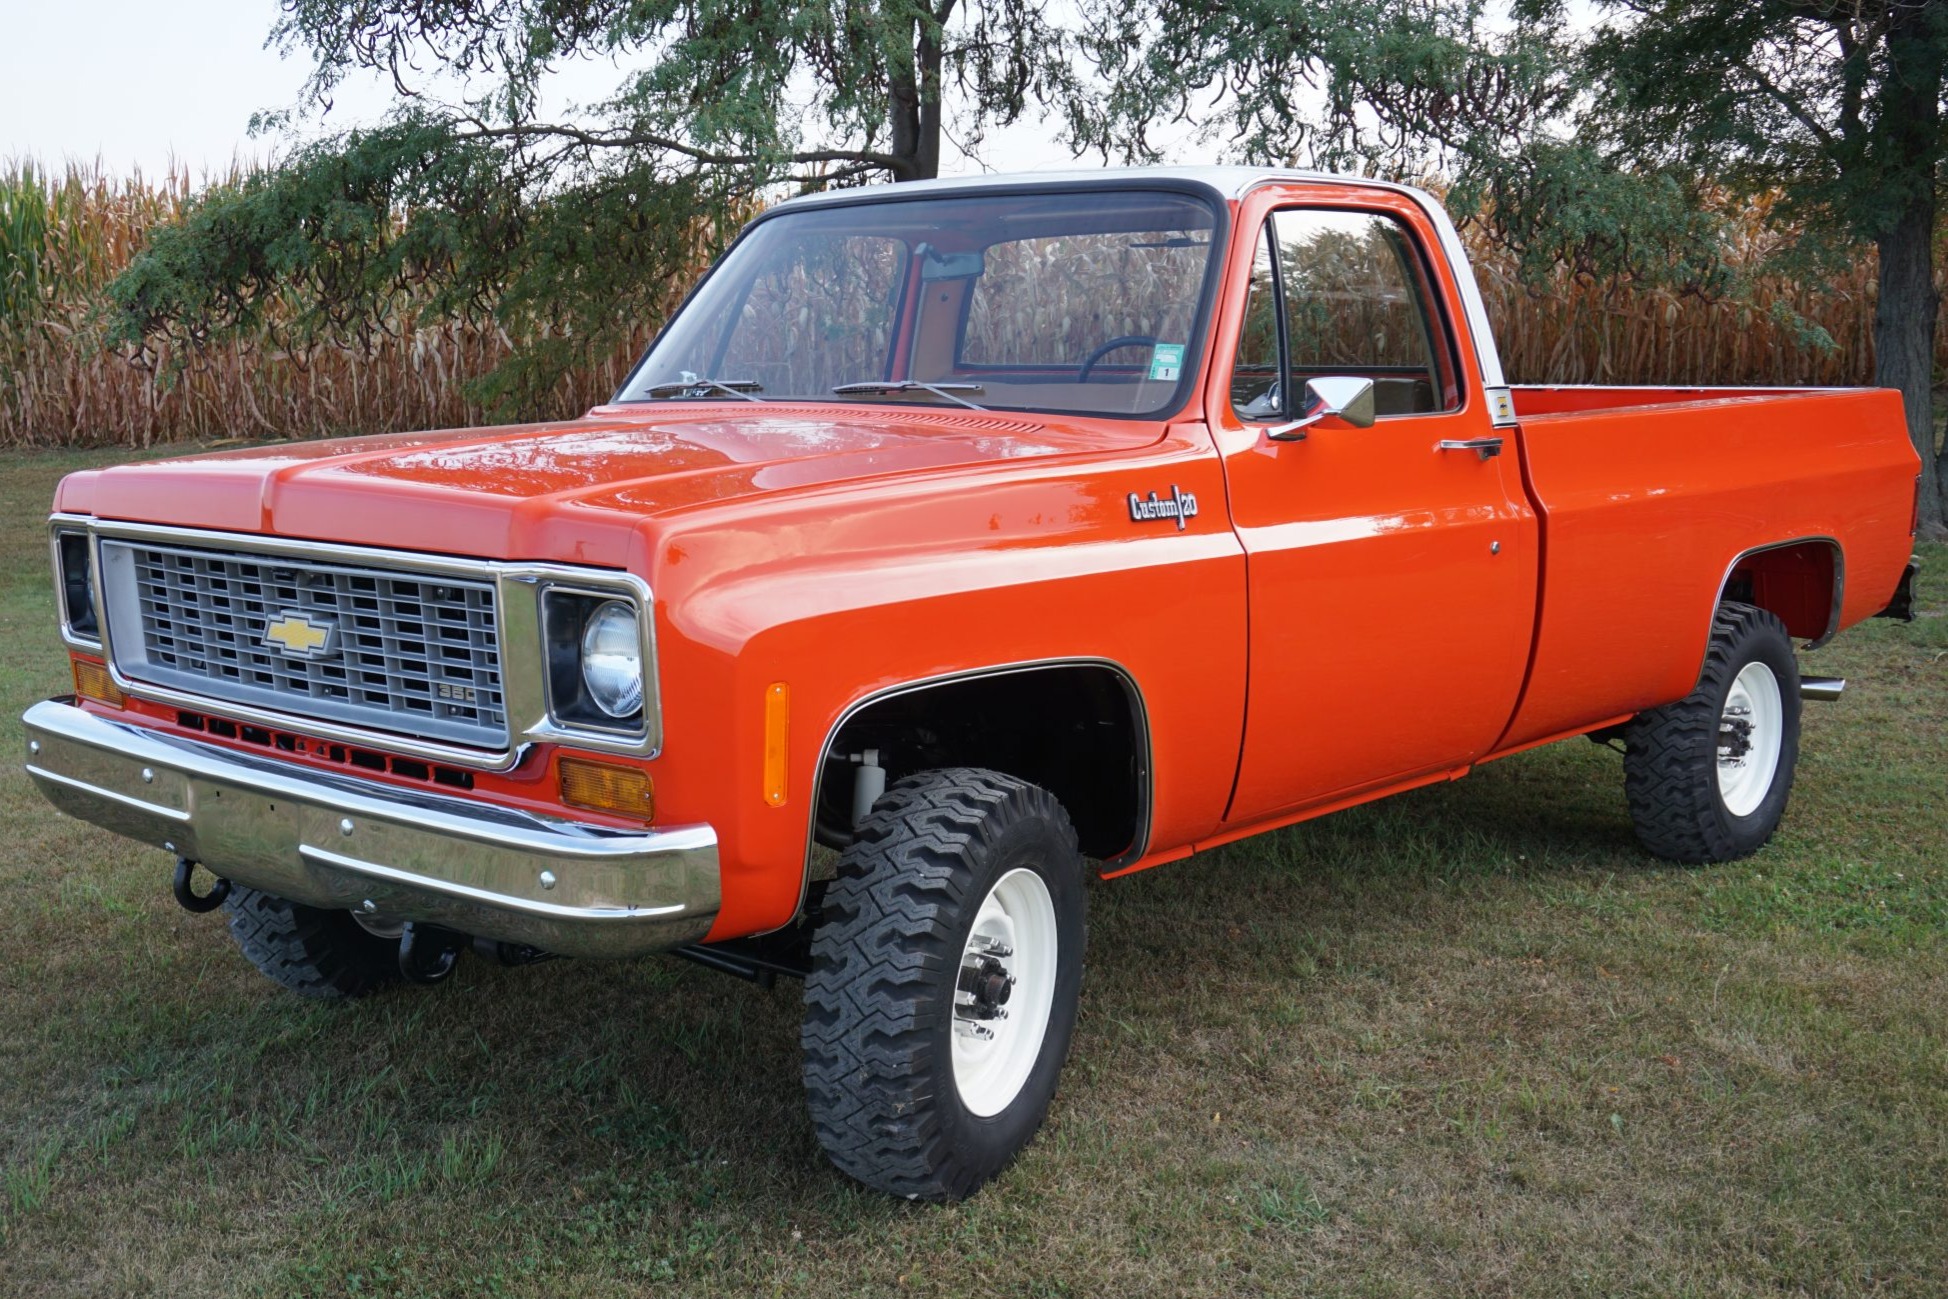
top-left (887, 70), bottom-right (924, 182)
top-left (886, 75), bottom-right (941, 181)
top-left (1876, 13), bottom-right (1946, 538)
top-left (885, 5), bottom-right (949, 182)
top-left (914, 31), bottom-right (943, 181)
top-left (1874, 194), bottom-right (1942, 537)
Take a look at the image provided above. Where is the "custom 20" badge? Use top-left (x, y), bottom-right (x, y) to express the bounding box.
top-left (1128, 486), bottom-right (1198, 530)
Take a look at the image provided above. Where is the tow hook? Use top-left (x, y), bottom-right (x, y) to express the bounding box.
top-left (397, 922), bottom-right (468, 984)
top-left (171, 858), bottom-right (231, 914)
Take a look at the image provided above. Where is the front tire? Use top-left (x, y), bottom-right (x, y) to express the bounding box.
top-left (801, 768), bottom-right (1085, 1201)
top-left (224, 886), bottom-right (402, 999)
top-left (1624, 602), bottom-right (1802, 863)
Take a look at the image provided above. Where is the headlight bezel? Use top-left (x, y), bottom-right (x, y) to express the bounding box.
top-left (542, 588), bottom-right (651, 738)
top-left (50, 524), bottom-right (101, 648)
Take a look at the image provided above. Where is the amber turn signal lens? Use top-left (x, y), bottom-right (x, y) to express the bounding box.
top-left (557, 756), bottom-right (654, 820)
top-left (71, 656), bottom-right (124, 707)
top-left (763, 682), bottom-right (789, 807)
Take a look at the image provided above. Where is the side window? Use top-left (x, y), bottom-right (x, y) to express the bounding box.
top-left (710, 235), bottom-right (907, 394)
top-left (1230, 209), bottom-right (1460, 423)
top-left (1230, 225), bottom-right (1282, 418)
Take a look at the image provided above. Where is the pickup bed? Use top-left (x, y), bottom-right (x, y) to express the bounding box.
top-left (25, 167), bottom-right (1922, 1200)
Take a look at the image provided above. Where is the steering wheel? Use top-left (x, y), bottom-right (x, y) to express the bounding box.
top-left (1077, 334), bottom-right (1161, 382)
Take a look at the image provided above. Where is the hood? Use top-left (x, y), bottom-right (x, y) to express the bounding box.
top-left (55, 405), bottom-right (1152, 567)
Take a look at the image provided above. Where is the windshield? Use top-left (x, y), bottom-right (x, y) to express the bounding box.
top-left (617, 188), bottom-right (1223, 419)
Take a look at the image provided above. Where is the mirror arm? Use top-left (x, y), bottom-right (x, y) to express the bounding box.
top-left (1258, 377), bottom-right (1375, 442)
top-left (1265, 411), bottom-right (1323, 442)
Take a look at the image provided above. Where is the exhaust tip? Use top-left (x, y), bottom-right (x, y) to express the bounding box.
top-left (1800, 676), bottom-right (1846, 702)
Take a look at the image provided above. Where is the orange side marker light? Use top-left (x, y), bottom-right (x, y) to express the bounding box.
top-left (763, 682), bottom-right (790, 807)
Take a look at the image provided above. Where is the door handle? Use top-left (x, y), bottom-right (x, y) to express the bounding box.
top-left (1438, 436), bottom-right (1504, 460)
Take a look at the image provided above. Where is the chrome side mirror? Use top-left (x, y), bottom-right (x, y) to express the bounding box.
top-left (1267, 376), bottom-right (1376, 442)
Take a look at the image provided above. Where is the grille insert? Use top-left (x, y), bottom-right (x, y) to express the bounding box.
top-left (101, 539), bottom-right (507, 749)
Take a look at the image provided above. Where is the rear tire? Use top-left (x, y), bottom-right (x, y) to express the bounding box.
top-left (224, 886), bottom-right (402, 999)
top-left (801, 768), bottom-right (1086, 1201)
top-left (1624, 602), bottom-right (1801, 863)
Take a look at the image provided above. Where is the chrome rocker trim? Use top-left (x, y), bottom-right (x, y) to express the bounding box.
top-left (22, 699), bottom-right (718, 959)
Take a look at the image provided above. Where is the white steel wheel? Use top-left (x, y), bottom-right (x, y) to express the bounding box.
top-left (951, 867), bottom-right (1059, 1118)
top-left (1716, 659), bottom-right (1784, 818)
top-left (1626, 603), bottom-right (1801, 864)
top-left (804, 768), bottom-right (1086, 1201)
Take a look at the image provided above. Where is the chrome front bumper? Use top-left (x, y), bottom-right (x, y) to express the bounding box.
top-left (21, 699), bottom-right (718, 958)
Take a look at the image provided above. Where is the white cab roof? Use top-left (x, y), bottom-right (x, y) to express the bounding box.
top-left (768, 166), bottom-right (1437, 211)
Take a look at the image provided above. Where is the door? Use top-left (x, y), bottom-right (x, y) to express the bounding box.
top-left (1213, 195), bottom-right (1538, 825)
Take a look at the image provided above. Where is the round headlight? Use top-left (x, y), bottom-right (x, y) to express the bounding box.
top-left (579, 601), bottom-right (643, 719)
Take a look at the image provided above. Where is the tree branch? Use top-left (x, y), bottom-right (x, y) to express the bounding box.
top-left (1731, 54), bottom-right (1838, 151)
top-left (450, 121), bottom-right (903, 170)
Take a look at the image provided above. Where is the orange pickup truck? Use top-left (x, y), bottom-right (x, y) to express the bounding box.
top-left (25, 167), bottom-right (1922, 1200)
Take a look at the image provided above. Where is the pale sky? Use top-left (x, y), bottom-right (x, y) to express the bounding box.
top-left (0, 0), bottom-right (1097, 180)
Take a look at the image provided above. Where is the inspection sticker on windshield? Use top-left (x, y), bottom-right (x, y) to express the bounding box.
top-left (1148, 343), bottom-right (1185, 382)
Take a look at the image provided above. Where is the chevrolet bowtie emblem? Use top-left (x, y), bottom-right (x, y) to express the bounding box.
top-left (263, 612), bottom-right (337, 659)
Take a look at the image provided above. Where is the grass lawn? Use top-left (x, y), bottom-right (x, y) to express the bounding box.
top-left (1, 447), bottom-right (1943, 1298)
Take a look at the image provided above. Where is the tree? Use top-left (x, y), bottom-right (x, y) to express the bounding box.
top-left (107, 0), bottom-right (1081, 408)
top-left (1074, 1), bottom-right (1733, 290)
top-left (1570, 0), bottom-right (1948, 534)
top-left (271, 0), bottom-right (1077, 186)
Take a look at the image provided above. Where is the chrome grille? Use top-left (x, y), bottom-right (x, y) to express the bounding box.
top-left (100, 539), bottom-right (507, 748)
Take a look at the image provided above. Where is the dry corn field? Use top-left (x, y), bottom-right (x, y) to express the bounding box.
top-left (0, 162), bottom-right (1928, 448)
top-left (0, 164), bottom-right (687, 449)
top-left (1471, 196), bottom-right (1886, 390)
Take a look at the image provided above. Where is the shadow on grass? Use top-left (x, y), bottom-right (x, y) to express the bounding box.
top-left (262, 744), bottom-right (1651, 1186)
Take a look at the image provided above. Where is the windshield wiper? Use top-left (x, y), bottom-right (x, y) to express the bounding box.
top-left (831, 379), bottom-right (986, 412)
top-left (642, 375), bottom-right (766, 402)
